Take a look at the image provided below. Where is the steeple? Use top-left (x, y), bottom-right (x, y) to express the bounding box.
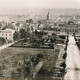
top-left (47, 11), bottom-right (49, 20)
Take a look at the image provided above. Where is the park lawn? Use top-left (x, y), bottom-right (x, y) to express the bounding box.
top-left (0, 47), bottom-right (55, 61)
top-left (0, 47), bottom-right (55, 79)
top-left (36, 49), bottom-right (59, 78)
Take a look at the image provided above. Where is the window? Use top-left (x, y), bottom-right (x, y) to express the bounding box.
top-left (6, 37), bottom-right (7, 40)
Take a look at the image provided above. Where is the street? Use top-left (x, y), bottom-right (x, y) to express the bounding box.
top-left (64, 35), bottom-right (80, 80)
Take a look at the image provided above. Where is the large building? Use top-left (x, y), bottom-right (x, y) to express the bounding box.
top-left (58, 21), bottom-right (79, 35)
top-left (0, 28), bottom-right (15, 41)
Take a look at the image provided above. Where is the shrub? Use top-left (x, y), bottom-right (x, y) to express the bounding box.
top-left (0, 37), bottom-right (6, 45)
top-left (13, 32), bottom-right (21, 41)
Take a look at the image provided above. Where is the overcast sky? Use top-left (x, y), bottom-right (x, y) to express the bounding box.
top-left (0, 0), bottom-right (80, 9)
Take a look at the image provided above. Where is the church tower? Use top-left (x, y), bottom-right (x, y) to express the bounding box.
top-left (47, 11), bottom-right (49, 20)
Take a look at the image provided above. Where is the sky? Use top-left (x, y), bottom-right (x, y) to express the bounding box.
top-left (0, 0), bottom-right (80, 9)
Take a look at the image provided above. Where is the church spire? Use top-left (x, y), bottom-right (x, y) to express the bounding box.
top-left (47, 11), bottom-right (49, 20)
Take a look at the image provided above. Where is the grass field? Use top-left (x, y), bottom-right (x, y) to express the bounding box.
top-left (0, 47), bottom-right (55, 79)
top-left (36, 49), bottom-right (59, 78)
top-left (0, 47), bottom-right (54, 58)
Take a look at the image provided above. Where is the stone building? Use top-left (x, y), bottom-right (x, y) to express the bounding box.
top-left (0, 28), bottom-right (15, 41)
top-left (58, 21), bottom-right (79, 35)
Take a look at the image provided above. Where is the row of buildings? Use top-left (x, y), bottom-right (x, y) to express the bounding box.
top-left (0, 12), bottom-right (80, 41)
top-left (39, 12), bottom-right (80, 35)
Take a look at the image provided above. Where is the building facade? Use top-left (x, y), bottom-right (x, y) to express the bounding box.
top-left (0, 28), bottom-right (15, 41)
top-left (58, 21), bottom-right (79, 35)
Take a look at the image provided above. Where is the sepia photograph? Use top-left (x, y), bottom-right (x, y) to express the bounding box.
top-left (0, 0), bottom-right (80, 80)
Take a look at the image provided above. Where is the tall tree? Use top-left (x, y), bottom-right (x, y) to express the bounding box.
top-left (13, 32), bottom-right (21, 41)
top-left (20, 29), bottom-right (27, 39)
top-left (38, 21), bottom-right (41, 28)
top-left (16, 22), bottom-right (20, 31)
top-left (26, 19), bottom-right (33, 26)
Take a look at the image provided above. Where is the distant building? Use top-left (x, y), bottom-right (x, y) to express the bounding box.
top-left (0, 28), bottom-right (15, 41)
top-left (1, 23), bottom-right (15, 30)
top-left (43, 26), bottom-right (58, 35)
top-left (29, 23), bottom-right (38, 32)
top-left (38, 11), bottom-right (52, 24)
top-left (13, 22), bottom-right (26, 32)
top-left (58, 21), bottom-right (79, 35)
